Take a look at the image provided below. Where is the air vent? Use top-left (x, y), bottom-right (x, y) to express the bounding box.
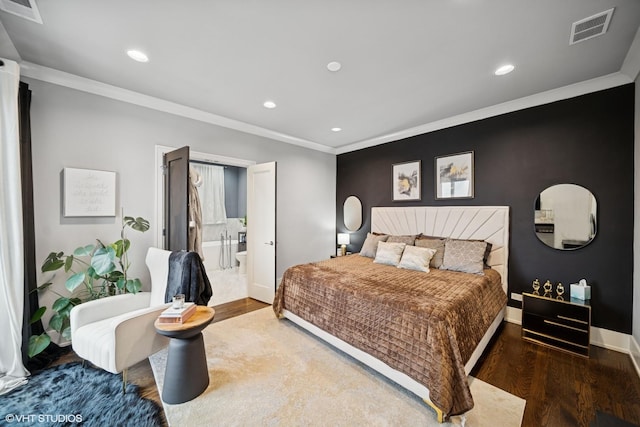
top-left (570, 8), bottom-right (614, 45)
top-left (0, 0), bottom-right (42, 24)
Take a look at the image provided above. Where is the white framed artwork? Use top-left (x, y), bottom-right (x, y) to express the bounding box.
top-left (63, 167), bottom-right (116, 217)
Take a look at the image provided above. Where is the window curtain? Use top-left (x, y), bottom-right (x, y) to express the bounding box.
top-left (0, 59), bottom-right (29, 395)
top-left (19, 81), bottom-right (44, 370)
top-left (191, 163), bottom-right (227, 225)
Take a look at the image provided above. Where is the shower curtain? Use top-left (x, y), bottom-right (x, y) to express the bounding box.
top-left (191, 163), bottom-right (227, 225)
top-left (0, 59), bottom-right (29, 394)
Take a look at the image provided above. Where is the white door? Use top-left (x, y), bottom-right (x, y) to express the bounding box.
top-left (247, 162), bottom-right (276, 303)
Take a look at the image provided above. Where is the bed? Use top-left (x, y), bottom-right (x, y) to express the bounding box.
top-left (273, 206), bottom-right (509, 422)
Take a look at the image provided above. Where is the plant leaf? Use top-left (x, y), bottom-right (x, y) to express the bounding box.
top-left (28, 334), bottom-right (51, 358)
top-left (73, 244), bottom-right (94, 257)
top-left (62, 326), bottom-right (72, 340)
top-left (64, 254), bottom-right (74, 272)
top-left (36, 282), bottom-right (53, 292)
top-left (124, 216), bottom-right (150, 232)
top-left (126, 278), bottom-right (142, 294)
top-left (116, 277), bottom-right (126, 290)
top-left (30, 306), bottom-right (46, 324)
top-left (65, 272), bottom-right (85, 292)
top-left (49, 313), bottom-right (63, 332)
top-left (91, 246), bottom-right (116, 275)
top-left (41, 252), bottom-right (65, 272)
top-left (52, 297), bottom-right (71, 312)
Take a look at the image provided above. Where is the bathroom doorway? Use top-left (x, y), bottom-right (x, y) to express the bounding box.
top-left (155, 145), bottom-right (274, 305)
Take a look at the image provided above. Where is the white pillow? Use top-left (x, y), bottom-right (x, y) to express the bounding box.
top-left (397, 246), bottom-right (437, 272)
top-left (373, 242), bottom-right (406, 266)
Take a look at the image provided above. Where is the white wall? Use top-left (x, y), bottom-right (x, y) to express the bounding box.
top-left (26, 78), bottom-right (335, 319)
top-left (633, 73), bottom-right (640, 368)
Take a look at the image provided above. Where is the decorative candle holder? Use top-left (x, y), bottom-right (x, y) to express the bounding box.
top-left (556, 282), bottom-right (564, 296)
top-left (543, 280), bottom-right (552, 293)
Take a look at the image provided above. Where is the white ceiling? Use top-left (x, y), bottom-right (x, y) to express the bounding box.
top-left (1, 0), bottom-right (639, 154)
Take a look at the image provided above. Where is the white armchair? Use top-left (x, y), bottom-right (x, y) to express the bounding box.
top-left (70, 247), bottom-right (173, 388)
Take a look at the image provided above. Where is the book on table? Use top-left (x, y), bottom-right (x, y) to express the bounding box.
top-left (158, 302), bottom-right (197, 324)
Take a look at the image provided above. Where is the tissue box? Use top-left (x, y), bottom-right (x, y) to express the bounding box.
top-left (570, 284), bottom-right (591, 300)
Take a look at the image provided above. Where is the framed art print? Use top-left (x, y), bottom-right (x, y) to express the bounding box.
top-left (392, 160), bottom-right (421, 201)
top-left (63, 167), bottom-right (116, 217)
top-left (435, 151), bottom-right (474, 199)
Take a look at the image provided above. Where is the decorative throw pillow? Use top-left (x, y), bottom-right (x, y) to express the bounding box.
top-left (397, 246), bottom-right (437, 272)
top-left (440, 239), bottom-right (487, 274)
top-left (414, 237), bottom-right (446, 268)
top-left (373, 242), bottom-right (406, 266)
top-left (359, 233), bottom-right (389, 258)
top-left (448, 238), bottom-right (493, 267)
top-left (387, 234), bottom-right (417, 246)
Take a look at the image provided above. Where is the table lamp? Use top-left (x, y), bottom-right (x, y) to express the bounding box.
top-left (337, 233), bottom-right (350, 256)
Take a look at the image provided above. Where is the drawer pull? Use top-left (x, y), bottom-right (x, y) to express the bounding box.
top-left (557, 315), bottom-right (588, 325)
top-left (544, 319), bottom-right (588, 333)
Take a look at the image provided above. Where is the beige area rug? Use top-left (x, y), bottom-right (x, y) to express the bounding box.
top-left (149, 308), bottom-right (525, 426)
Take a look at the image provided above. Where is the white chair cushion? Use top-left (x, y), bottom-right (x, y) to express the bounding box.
top-left (146, 247), bottom-right (172, 306)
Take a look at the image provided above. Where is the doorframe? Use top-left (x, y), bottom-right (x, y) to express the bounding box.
top-left (154, 145), bottom-right (255, 249)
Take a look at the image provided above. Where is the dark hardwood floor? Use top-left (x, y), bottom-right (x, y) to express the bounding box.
top-left (471, 322), bottom-right (640, 427)
top-left (54, 299), bottom-right (640, 426)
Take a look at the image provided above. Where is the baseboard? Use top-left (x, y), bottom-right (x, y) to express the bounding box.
top-left (505, 306), bottom-right (522, 325)
top-left (630, 336), bottom-right (640, 379)
top-left (46, 329), bottom-right (71, 347)
top-left (504, 307), bottom-right (630, 354)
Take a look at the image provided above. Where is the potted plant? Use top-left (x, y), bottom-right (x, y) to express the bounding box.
top-left (28, 216), bottom-right (150, 357)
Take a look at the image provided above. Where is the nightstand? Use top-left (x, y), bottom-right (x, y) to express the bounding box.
top-left (522, 292), bottom-right (591, 357)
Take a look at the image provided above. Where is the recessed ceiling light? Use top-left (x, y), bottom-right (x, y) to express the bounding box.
top-left (494, 64), bottom-right (515, 76)
top-left (263, 100), bottom-right (277, 109)
top-left (331, 127), bottom-right (342, 132)
top-left (327, 61), bottom-right (342, 72)
top-left (127, 49), bottom-right (149, 63)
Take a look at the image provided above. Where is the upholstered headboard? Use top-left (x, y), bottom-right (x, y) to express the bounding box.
top-left (371, 206), bottom-right (509, 292)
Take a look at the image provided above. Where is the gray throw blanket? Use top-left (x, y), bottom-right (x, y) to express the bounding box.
top-left (165, 251), bottom-right (213, 305)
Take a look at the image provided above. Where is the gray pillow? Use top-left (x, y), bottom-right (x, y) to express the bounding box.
top-left (414, 237), bottom-right (445, 268)
top-left (359, 233), bottom-right (389, 258)
top-left (387, 235), bottom-right (417, 246)
top-left (440, 239), bottom-right (487, 274)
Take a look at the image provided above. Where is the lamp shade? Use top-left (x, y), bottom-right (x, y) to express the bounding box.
top-left (337, 233), bottom-right (350, 245)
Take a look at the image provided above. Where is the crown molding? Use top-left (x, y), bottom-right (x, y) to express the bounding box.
top-left (336, 72), bottom-right (632, 155)
top-left (18, 61), bottom-right (336, 155)
top-left (621, 26), bottom-right (640, 82)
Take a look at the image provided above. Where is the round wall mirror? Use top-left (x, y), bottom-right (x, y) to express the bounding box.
top-left (534, 184), bottom-right (597, 250)
top-left (343, 196), bottom-right (362, 231)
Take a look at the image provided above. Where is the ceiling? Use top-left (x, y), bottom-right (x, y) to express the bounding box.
top-left (1, 0), bottom-right (639, 154)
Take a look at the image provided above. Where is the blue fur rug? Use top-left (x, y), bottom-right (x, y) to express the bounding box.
top-left (2, 362), bottom-right (164, 426)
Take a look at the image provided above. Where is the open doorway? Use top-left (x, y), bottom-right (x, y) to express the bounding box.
top-left (154, 145), bottom-right (256, 305)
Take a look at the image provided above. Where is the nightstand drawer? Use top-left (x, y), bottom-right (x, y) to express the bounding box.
top-left (522, 312), bottom-right (589, 347)
top-left (523, 295), bottom-right (590, 324)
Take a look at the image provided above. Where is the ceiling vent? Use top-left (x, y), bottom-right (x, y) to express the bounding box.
top-left (570, 8), bottom-right (614, 45)
top-left (0, 0), bottom-right (42, 24)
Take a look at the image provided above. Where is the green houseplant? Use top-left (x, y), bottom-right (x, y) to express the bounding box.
top-left (29, 216), bottom-right (150, 358)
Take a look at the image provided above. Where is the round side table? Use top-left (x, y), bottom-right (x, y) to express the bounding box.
top-left (154, 306), bottom-right (215, 404)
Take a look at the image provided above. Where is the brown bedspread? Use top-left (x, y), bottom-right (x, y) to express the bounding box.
top-left (273, 254), bottom-right (507, 416)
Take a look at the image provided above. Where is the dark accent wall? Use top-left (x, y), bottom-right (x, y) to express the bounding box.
top-left (336, 84), bottom-right (634, 334)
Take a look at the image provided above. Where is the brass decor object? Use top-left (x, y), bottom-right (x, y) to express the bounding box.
top-left (543, 280), bottom-right (553, 293)
top-left (532, 279), bottom-right (540, 293)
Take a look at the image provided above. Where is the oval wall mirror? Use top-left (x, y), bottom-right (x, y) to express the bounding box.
top-left (534, 184), bottom-right (597, 250)
top-left (344, 196), bottom-right (362, 231)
